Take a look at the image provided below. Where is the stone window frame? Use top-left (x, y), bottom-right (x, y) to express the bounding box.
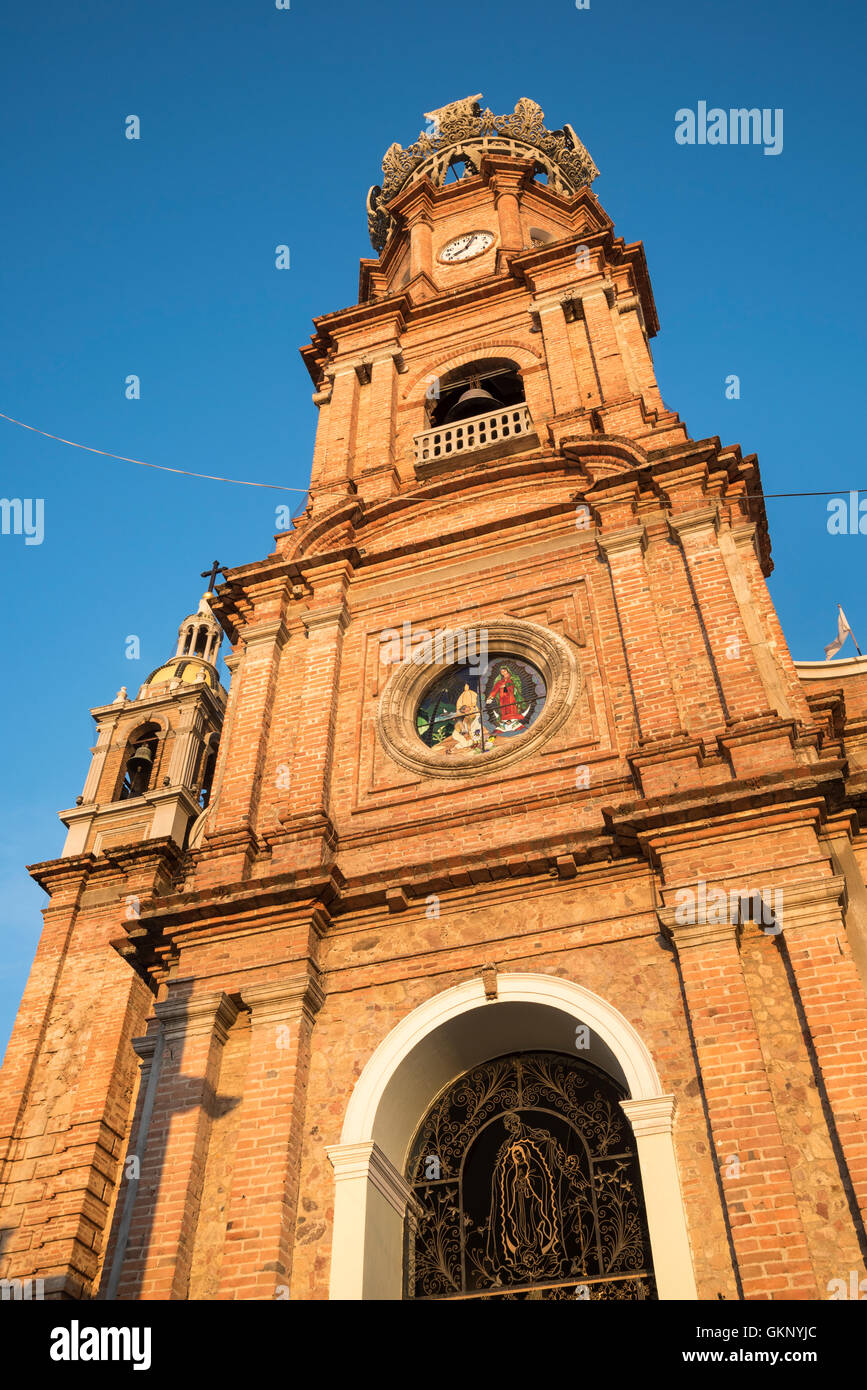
top-left (375, 618), bottom-right (580, 780)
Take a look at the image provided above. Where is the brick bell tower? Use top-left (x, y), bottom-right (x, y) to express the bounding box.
top-left (3, 95), bottom-right (867, 1303)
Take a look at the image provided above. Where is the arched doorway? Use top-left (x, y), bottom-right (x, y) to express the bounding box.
top-left (326, 974), bottom-right (696, 1300)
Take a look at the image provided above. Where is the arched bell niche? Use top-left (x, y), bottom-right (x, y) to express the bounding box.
top-left (427, 357), bottom-right (525, 429)
top-left (117, 723), bottom-right (160, 800)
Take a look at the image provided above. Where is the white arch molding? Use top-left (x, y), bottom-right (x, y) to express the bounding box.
top-left (326, 972), bottom-right (697, 1300)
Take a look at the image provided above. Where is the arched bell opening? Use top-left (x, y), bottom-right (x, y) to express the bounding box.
top-left (530, 154), bottom-right (559, 189)
top-left (427, 358), bottom-right (525, 429)
top-left (118, 723), bottom-right (160, 800)
top-left (441, 152), bottom-right (479, 185)
top-left (423, 144), bottom-right (481, 188)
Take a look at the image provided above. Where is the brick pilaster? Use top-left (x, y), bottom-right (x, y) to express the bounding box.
top-left (529, 297), bottom-right (580, 413)
top-left (217, 973), bottom-right (324, 1298)
top-left (357, 348), bottom-right (403, 503)
top-left (310, 365), bottom-right (360, 508)
top-left (578, 283), bottom-right (631, 401)
top-left (210, 613), bottom-right (289, 846)
top-left (0, 861), bottom-right (154, 1299)
top-left (662, 912), bottom-right (816, 1298)
top-left (279, 562), bottom-right (352, 851)
top-left (779, 876), bottom-right (867, 1235)
top-left (597, 524), bottom-right (683, 741)
top-left (117, 990), bottom-right (238, 1300)
top-left (615, 297), bottom-right (664, 411)
top-left (669, 507), bottom-right (770, 721)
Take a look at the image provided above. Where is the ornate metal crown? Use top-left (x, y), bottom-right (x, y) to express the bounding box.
top-left (366, 95), bottom-right (599, 253)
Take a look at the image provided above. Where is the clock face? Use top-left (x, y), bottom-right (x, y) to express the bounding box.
top-left (439, 230), bottom-right (495, 263)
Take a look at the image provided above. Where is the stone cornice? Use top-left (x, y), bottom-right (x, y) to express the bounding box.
top-left (241, 972), bottom-right (326, 1025)
top-left (382, 176), bottom-right (438, 222)
top-left (657, 910), bottom-right (739, 951)
top-left (326, 1140), bottom-right (421, 1218)
top-left (529, 279), bottom-right (615, 319)
top-left (301, 604), bottom-right (351, 635)
top-left (154, 989), bottom-right (239, 1044)
top-left (773, 874), bottom-right (847, 931)
top-left (58, 784), bottom-right (202, 833)
top-left (717, 714), bottom-right (798, 753)
top-left (596, 524), bottom-right (647, 558)
top-left (85, 708), bottom-right (123, 731)
top-left (279, 435), bottom-right (766, 579)
top-left (125, 863), bottom-right (346, 935)
top-left (607, 776), bottom-right (846, 851)
top-left (668, 506), bottom-right (720, 540)
top-left (241, 618), bottom-right (291, 652)
top-left (28, 837), bottom-right (186, 896)
top-left (482, 154), bottom-right (536, 199)
top-left (90, 681), bottom-right (226, 721)
top-left (616, 295), bottom-right (642, 316)
top-left (621, 1094), bottom-right (677, 1138)
top-left (796, 654), bottom-right (867, 681)
top-left (131, 1032), bottom-right (160, 1064)
top-left (325, 343), bottom-right (407, 379)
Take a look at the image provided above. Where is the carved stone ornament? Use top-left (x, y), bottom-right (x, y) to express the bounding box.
top-left (366, 95), bottom-right (599, 252)
top-left (376, 618), bottom-right (581, 780)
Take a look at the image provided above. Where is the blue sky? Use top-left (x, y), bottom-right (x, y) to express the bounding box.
top-left (1, 0), bottom-right (865, 1057)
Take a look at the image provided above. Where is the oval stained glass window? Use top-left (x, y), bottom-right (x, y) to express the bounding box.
top-left (415, 656), bottom-right (547, 756)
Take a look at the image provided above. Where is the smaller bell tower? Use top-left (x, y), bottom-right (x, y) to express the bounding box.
top-left (59, 591), bottom-right (226, 859)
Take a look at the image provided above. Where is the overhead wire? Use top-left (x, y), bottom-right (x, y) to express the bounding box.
top-left (1, 409), bottom-right (863, 505)
top-left (0, 411), bottom-right (307, 493)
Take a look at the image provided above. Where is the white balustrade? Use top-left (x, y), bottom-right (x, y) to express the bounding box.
top-left (414, 403), bottom-right (534, 464)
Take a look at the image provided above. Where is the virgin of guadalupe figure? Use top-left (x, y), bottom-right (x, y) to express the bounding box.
top-left (484, 1113), bottom-right (562, 1281)
top-left (486, 666), bottom-right (524, 728)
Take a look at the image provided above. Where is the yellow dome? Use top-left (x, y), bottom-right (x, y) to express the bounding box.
top-left (143, 657), bottom-right (220, 690)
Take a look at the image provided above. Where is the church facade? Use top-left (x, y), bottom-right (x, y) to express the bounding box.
top-left (2, 95), bottom-right (867, 1302)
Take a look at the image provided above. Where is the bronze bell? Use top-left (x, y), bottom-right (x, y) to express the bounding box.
top-left (443, 386), bottom-right (500, 425)
top-left (128, 744), bottom-right (154, 775)
top-left (126, 745), bottom-right (154, 796)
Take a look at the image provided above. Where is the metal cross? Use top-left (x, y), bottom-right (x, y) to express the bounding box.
top-left (200, 561), bottom-right (223, 592)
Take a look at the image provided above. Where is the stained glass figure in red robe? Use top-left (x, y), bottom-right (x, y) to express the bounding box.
top-left (486, 665), bottom-right (524, 727)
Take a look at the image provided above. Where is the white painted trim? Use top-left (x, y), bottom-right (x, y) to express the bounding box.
top-left (795, 655), bottom-right (867, 679)
top-left (622, 1096), bottom-right (698, 1299)
top-left (327, 1141), bottom-right (416, 1218)
top-left (341, 973), bottom-right (663, 1150)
